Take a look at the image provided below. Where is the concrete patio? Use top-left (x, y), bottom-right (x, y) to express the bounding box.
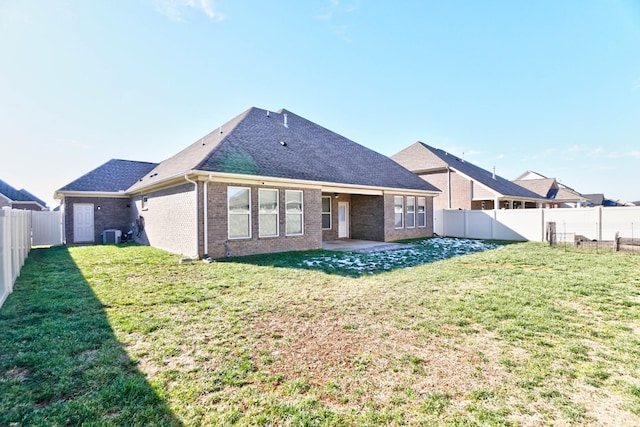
top-left (322, 239), bottom-right (415, 253)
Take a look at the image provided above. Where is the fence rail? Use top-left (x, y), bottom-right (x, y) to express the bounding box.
top-left (434, 206), bottom-right (640, 244)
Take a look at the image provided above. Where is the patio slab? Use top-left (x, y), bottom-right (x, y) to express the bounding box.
top-left (322, 239), bottom-right (415, 253)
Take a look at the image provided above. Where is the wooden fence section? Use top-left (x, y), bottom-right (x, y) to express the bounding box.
top-left (0, 208), bottom-right (31, 308)
top-left (434, 206), bottom-right (640, 243)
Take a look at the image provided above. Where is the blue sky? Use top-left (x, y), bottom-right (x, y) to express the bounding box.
top-left (1, 0), bottom-right (639, 208)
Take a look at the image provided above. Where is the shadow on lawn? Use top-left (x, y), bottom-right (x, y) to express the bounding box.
top-left (220, 238), bottom-right (512, 277)
top-left (0, 246), bottom-right (182, 426)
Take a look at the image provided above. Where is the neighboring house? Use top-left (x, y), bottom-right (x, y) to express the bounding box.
top-left (513, 170), bottom-right (587, 208)
top-left (392, 142), bottom-right (546, 210)
top-left (55, 107), bottom-right (440, 258)
top-left (583, 193), bottom-right (621, 207)
top-left (0, 179), bottom-right (48, 211)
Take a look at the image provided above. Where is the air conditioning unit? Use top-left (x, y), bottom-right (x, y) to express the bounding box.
top-left (102, 229), bottom-right (122, 244)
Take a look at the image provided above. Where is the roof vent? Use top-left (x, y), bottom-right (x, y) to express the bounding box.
top-left (283, 113), bottom-right (288, 128)
top-left (219, 127), bottom-right (223, 135)
top-left (266, 110), bottom-right (270, 117)
top-left (280, 140), bottom-right (287, 146)
top-left (492, 166), bottom-right (496, 180)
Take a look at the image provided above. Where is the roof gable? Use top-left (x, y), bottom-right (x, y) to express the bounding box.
top-left (132, 108), bottom-right (440, 193)
top-left (57, 159), bottom-right (158, 193)
top-left (394, 142), bottom-right (544, 200)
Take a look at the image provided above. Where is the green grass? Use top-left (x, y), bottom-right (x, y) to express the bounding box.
top-left (1, 241), bottom-right (639, 426)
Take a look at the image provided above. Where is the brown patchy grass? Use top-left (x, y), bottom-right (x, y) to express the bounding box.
top-left (2, 241), bottom-right (640, 425)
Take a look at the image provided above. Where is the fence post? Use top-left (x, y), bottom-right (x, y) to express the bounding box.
top-left (0, 208), bottom-right (12, 306)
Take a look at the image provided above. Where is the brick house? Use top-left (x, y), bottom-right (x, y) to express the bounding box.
top-left (392, 142), bottom-right (546, 210)
top-left (55, 108), bottom-right (440, 258)
top-left (0, 179), bottom-right (48, 211)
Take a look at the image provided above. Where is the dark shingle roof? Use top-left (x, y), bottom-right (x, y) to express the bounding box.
top-left (0, 179), bottom-right (46, 207)
top-left (0, 179), bottom-right (31, 202)
top-left (57, 159), bottom-right (158, 193)
top-left (397, 142), bottom-right (545, 200)
top-left (18, 189), bottom-right (48, 208)
top-left (131, 108), bottom-right (439, 193)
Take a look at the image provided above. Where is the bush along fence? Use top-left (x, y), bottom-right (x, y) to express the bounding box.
top-left (0, 208), bottom-right (32, 308)
top-left (434, 206), bottom-right (639, 248)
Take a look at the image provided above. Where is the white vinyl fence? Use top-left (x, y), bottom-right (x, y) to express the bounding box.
top-left (0, 208), bottom-right (31, 308)
top-left (0, 209), bottom-right (63, 309)
top-left (435, 206), bottom-right (640, 242)
top-left (32, 210), bottom-right (64, 246)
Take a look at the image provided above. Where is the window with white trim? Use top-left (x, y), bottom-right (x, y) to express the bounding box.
top-left (321, 196), bottom-right (332, 230)
top-left (394, 196), bottom-right (404, 229)
top-left (228, 187), bottom-right (251, 239)
top-left (417, 197), bottom-right (426, 227)
top-left (259, 189), bottom-right (279, 237)
top-left (406, 196), bottom-right (415, 228)
top-left (286, 190), bottom-right (304, 236)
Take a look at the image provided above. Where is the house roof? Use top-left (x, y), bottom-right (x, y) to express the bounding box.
top-left (129, 107), bottom-right (440, 193)
top-left (0, 179), bottom-right (47, 207)
top-left (392, 142), bottom-right (545, 200)
top-left (56, 159), bottom-right (158, 194)
top-left (513, 178), bottom-right (558, 199)
top-left (513, 178), bottom-right (587, 203)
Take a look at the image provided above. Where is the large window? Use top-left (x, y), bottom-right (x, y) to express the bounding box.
top-left (228, 187), bottom-right (251, 239)
top-left (394, 196), bottom-right (404, 229)
top-left (417, 197), bottom-right (426, 227)
top-left (259, 189), bottom-right (279, 237)
top-left (321, 196), bottom-right (332, 230)
top-left (406, 196), bottom-right (415, 228)
top-left (286, 190), bottom-right (304, 236)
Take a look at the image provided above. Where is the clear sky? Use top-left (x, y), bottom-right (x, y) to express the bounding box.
top-left (1, 0), bottom-right (639, 208)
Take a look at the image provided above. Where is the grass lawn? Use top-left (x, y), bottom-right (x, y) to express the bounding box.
top-left (1, 239), bottom-right (640, 426)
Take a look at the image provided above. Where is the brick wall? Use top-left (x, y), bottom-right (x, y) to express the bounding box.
top-left (350, 194), bottom-right (385, 241)
top-left (419, 170), bottom-right (472, 210)
top-left (63, 196), bottom-right (131, 244)
top-left (383, 193), bottom-right (434, 241)
top-left (205, 182), bottom-right (323, 259)
top-left (131, 182), bottom-right (198, 257)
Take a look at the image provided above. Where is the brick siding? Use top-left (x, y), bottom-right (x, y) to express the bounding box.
top-left (205, 182), bottom-right (323, 259)
top-left (131, 182), bottom-right (198, 257)
top-left (63, 196), bottom-right (131, 244)
top-left (383, 193), bottom-right (434, 241)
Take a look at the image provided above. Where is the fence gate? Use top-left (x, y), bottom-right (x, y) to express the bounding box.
top-left (31, 211), bottom-right (64, 246)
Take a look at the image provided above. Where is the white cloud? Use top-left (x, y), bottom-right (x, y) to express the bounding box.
top-left (628, 150), bottom-right (640, 158)
top-left (152, 0), bottom-right (226, 22)
top-left (568, 144), bottom-right (583, 152)
top-left (315, 0), bottom-right (358, 42)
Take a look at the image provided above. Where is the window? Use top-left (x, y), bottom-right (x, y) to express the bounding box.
top-left (417, 197), bottom-right (426, 227)
top-left (141, 195), bottom-right (148, 210)
top-left (259, 189), bottom-right (279, 237)
top-left (394, 196), bottom-right (404, 229)
top-left (228, 187), bottom-right (251, 239)
top-left (286, 190), bottom-right (303, 236)
top-left (321, 196), bottom-right (332, 230)
top-left (406, 196), bottom-right (415, 228)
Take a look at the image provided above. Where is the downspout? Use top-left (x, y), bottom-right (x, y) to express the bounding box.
top-left (447, 167), bottom-right (452, 209)
top-left (184, 175), bottom-right (199, 258)
top-left (203, 174), bottom-right (214, 258)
